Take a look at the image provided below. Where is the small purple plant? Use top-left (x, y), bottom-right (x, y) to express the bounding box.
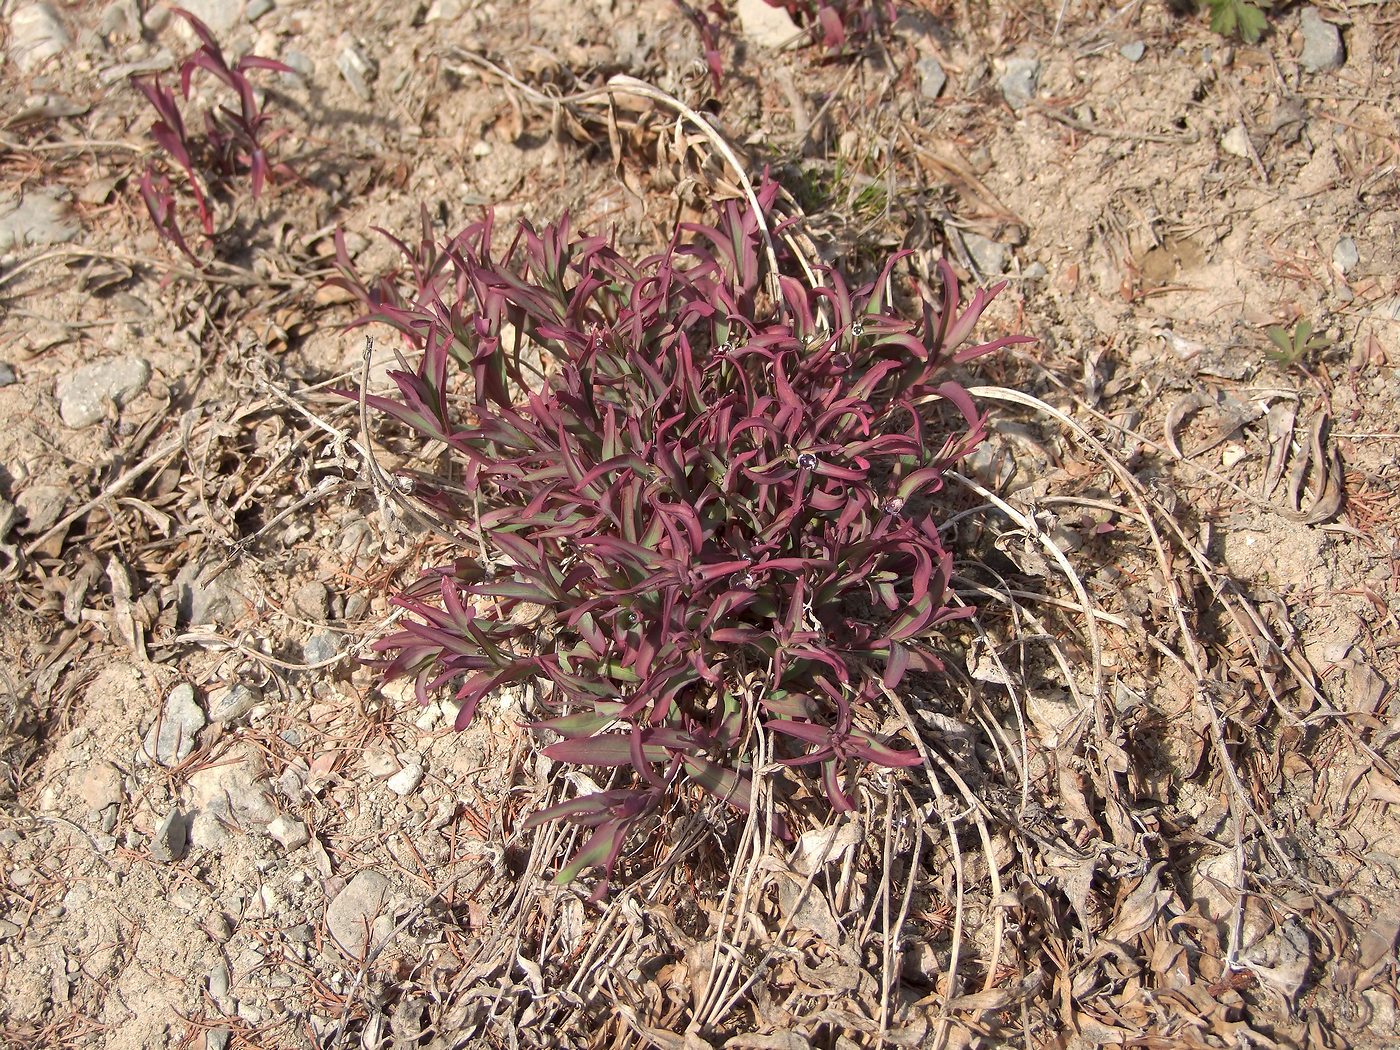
top-left (337, 182), bottom-right (1025, 897)
top-left (131, 7), bottom-right (292, 259)
top-left (764, 0), bottom-right (895, 52)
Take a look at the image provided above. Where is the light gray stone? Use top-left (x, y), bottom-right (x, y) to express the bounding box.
top-left (175, 0), bottom-right (244, 38)
top-left (9, 3), bottom-right (71, 72)
top-left (735, 0), bottom-right (800, 49)
top-left (0, 188), bottom-right (80, 251)
top-left (245, 0), bottom-right (273, 21)
top-left (326, 870), bottom-right (391, 958)
top-left (56, 356), bottom-right (150, 428)
top-left (206, 1029), bottom-right (230, 1050)
top-left (15, 484), bottom-right (67, 535)
top-left (1221, 125), bottom-right (1252, 158)
top-left (0, 362), bottom-right (13, 387)
top-left (998, 56), bottom-right (1040, 110)
top-left (302, 631), bottom-right (338, 665)
top-left (385, 762), bottom-right (423, 796)
top-left (963, 232), bottom-right (1009, 276)
top-left (267, 816), bottom-right (309, 851)
top-left (141, 684), bottom-right (206, 767)
top-left (149, 809), bottom-right (188, 862)
top-left (207, 961), bottom-right (230, 1000)
top-left (1299, 8), bottom-right (1343, 72)
top-left (916, 57), bottom-right (946, 99)
top-left (1119, 41), bottom-right (1145, 63)
top-left (1332, 236), bottom-right (1359, 274)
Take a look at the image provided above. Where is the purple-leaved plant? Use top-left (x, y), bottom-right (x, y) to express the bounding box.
top-left (334, 182), bottom-right (1026, 897)
top-left (131, 7), bottom-right (292, 260)
top-left (764, 0), bottom-right (895, 52)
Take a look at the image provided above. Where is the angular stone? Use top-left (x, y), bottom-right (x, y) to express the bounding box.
top-left (56, 356), bottom-right (150, 428)
top-left (266, 816), bottom-right (309, 851)
top-left (385, 762), bottom-right (423, 796)
top-left (998, 56), bottom-right (1040, 110)
top-left (916, 57), bottom-right (946, 99)
top-left (1119, 41), bottom-right (1145, 63)
top-left (186, 745), bottom-right (277, 844)
top-left (149, 809), bottom-right (188, 863)
top-left (1299, 8), bottom-right (1344, 73)
top-left (326, 870), bottom-right (391, 958)
top-left (963, 232), bottom-right (1009, 276)
top-left (1332, 236), bottom-right (1359, 275)
top-left (140, 684), bottom-right (206, 767)
top-left (289, 581), bottom-right (330, 620)
top-left (208, 683), bottom-right (261, 723)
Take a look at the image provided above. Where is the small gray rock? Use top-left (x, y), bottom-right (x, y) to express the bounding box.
top-left (963, 232), bottom-right (1009, 276)
top-left (290, 581), bottom-right (330, 620)
top-left (998, 56), bottom-right (1040, 110)
top-left (385, 762), bottom-right (423, 796)
top-left (0, 188), bottom-right (80, 251)
top-left (281, 49), bottom-right (313, 80)
top-left (267, 815), bottom-right (309, 851)
top-left (208, 683), bottom-right (261, 723)
top-left (245, 0), bottom-right (273, 21)
top-left (0, 918), bottom-right (22, 940)
top-left (206, 1029), bottom-right (230, 1050)
top-left (1119, 41), bottom-right (1145, 63)
top-left (207, 961), bottom-right (231, 1000)
top-left (149, 809), bottom-right (188, 862)
top-left (1299, 8), bottom-right (1344, 72)
top-left (336, 37), bottom-right (377, 101)
top-left (0, 361), bottom-right (16, 387)
top-left (141, 684), bottom-right (206, 767)
top-left (173, 560), bottom-right (246, 627)
top-left (916, 57), bottom-right (947, 100)
top-left (56, 356), bottom-right (150, 429)
top-left (302, 631), bottom-right (339, 666)
top-left (326, 870), bottom-right (391, 958)
top-left (1332, 236), bottom-right (1358, 274)
top-left (175, 0), bottom-right (243, 38)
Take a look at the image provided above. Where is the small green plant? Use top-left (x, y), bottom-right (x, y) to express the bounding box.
top-left (335, 183), bottom-right (1027, 898)
top-left (1264, 318), bottom-right (1329, 368)
top-left (1202, 0), bottom-right (1273, 43)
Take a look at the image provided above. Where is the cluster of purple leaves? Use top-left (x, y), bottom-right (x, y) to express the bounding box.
top-left (131, 7), bottom-right (292, 261)
top-left (333, 182), bottom-right (1025, 897)
top-left (674, 0), bottom-right (893, 88)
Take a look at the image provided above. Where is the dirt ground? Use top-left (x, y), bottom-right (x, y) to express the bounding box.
top-left (1, 0), bottom-right (1398, 1047)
